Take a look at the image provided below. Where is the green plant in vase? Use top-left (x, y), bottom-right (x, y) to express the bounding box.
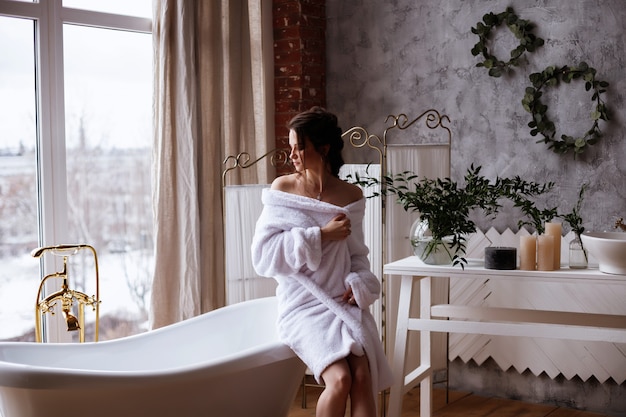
top-left (354, 165), bottom-right (506, 268)
top-left (560, 184), bottom-right (588, 268)
top-left (390, 165), bottom-right (506, 266)
top-left (351, 166), bottom-right (557, 268)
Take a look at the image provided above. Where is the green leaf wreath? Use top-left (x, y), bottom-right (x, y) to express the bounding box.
top-left (521, 62), bottom-right (610, 156)
top-left (471, 7), bottom-right (544, 77)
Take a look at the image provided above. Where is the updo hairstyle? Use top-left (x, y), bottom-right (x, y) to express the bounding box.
top-left (287, 106), bottom-right (345, 177)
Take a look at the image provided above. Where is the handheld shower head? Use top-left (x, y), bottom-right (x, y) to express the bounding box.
top-left (66, 314), bottom-right (81, 331)
top-left (63, 310), bottom-right (81, 332)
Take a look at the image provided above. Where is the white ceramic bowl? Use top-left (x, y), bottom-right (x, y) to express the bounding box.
top-left (580, 232), bottom-right (626, 275)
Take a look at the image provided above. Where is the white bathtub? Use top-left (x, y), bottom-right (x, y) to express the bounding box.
top-left (0, 296), bottom-right (305, 417)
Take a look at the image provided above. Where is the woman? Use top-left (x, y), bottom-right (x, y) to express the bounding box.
top-left (251, 107), bottom-right (392, 417)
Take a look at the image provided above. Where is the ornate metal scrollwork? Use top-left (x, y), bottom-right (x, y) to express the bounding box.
top-left (341, 126), bottom-right (384, 162)
top-left (383, 109), bottom-right (451, 146)
top-left (222, 148), bottom-right (291, 186)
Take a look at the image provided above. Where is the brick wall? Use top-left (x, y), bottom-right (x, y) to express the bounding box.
top-left (273, 0), bottom-right (326, 175)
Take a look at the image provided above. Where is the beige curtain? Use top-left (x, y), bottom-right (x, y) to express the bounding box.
top-left (150, 0), bottom-right (274, 329)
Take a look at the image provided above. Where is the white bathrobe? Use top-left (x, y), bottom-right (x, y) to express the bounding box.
top-left (251, 189), bottom-right (393, 397)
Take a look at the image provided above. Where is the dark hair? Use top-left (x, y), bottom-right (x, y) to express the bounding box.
top-left (287, 106), bottom-right (345, 177)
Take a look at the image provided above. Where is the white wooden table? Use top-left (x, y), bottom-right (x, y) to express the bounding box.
top-left (383, 256), bottom-right (626, 417)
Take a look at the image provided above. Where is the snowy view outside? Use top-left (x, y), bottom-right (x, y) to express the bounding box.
top-left (0, 2), bottom-right (153, 342)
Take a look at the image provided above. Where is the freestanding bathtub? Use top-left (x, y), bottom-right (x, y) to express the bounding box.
top-left (0, 296), bottom-right (305, 417)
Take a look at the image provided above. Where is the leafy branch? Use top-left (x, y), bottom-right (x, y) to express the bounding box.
top-left (559, 183), bottom-right (588, 261)
top-left (498, 176), bottom-right (556, 234)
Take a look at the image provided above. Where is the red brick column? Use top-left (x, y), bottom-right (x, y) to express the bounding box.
top-left (273, 0), bottom-right (326, 175)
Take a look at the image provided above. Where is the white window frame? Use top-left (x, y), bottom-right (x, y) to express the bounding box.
top-left (0, 0), bottom-right (151, 341)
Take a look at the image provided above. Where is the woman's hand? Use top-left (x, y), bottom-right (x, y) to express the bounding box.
top-left (342, 287), bottom-right (358, 306)
top-left (321, 213), bottom-right (351, 241)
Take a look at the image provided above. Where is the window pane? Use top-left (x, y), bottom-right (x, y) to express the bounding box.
top-left (63, 24), bottom-right (153, 340)
top-left (0, 16), bottom-right (39, 341)
top-left (63, 0), bottom-right (151, 18)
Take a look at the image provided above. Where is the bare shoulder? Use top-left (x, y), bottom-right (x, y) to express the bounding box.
top-left (271, 173), bottom-right (298, 192)
top-left (328, 177), bottom-right (363, 206)
top-left (342, 180), bottom-right (363, 202)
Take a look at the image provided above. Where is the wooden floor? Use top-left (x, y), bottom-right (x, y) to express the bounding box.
top-left (288, 386), bottom-right (610, 417)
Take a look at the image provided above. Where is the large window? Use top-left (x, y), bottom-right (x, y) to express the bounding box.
top-left (0, 0), bottom-right (152, 342)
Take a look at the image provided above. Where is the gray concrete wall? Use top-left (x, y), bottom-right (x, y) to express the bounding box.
top-left (327, 0), bottom-right (625, 235)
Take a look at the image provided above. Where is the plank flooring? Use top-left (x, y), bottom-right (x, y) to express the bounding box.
top-left (288, 386), bottom-right (611, 417)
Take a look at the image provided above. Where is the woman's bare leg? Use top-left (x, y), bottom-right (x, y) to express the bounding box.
top-left (317, 360), bottom-right (351, 417)
top-left (347, 354), bottom-right (376, 417)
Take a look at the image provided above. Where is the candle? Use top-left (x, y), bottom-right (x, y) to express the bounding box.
top-left (485, 247), bottom-right (517, 270)
top-left (545, 222), bottom-right (562, 270)
top-left (519, 235), bottom-right (537, 271)
top-left (537, 234), bottom-right (555, 271)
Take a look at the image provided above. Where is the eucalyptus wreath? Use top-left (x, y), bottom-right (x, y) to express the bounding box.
top-left (521, 62), bottom-right (610, 156)
top-left (471, 7), bottom-right (544, 77)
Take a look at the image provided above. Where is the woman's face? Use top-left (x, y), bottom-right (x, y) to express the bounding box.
top-left (289, 129), bottom-right (315, 172)
top-left (289, 129), bottom-right (328, 173)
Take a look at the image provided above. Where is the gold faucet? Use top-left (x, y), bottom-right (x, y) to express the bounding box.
top-left (33, 244), bottom-right (101, 343)
top-left (615, 217), bottom-right (626, 232)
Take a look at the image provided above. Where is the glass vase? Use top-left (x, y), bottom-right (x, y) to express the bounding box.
top-left (569, 236), bottom-right (588, 269)
top-left (410, 219), bottom-right (454, 265)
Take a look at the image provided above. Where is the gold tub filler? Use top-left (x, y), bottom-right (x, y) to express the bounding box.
top-left (33, 244), bottom-right (101, 343)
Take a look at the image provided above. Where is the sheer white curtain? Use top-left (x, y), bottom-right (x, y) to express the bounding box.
top-left (150, 0), bottom-right (274, 328)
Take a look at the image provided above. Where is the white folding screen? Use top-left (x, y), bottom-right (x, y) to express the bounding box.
top-left (384, 144), bottom-right (451, 264)
top-left (384, 145), bottom-right (451, 376)
top-left (223, 184), bottom-right (277, 305)
top-left (339, 163), bottom-right (383, 335)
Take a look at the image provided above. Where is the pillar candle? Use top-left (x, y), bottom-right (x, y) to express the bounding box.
top-left (519, 235), bottom-right (537, 271)
top-left (545, 222), bottom-right (562, 270)
top-left (485, 247), bottom-right (517, 270)
top-left (537, 234), bottom-right (555, 271)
